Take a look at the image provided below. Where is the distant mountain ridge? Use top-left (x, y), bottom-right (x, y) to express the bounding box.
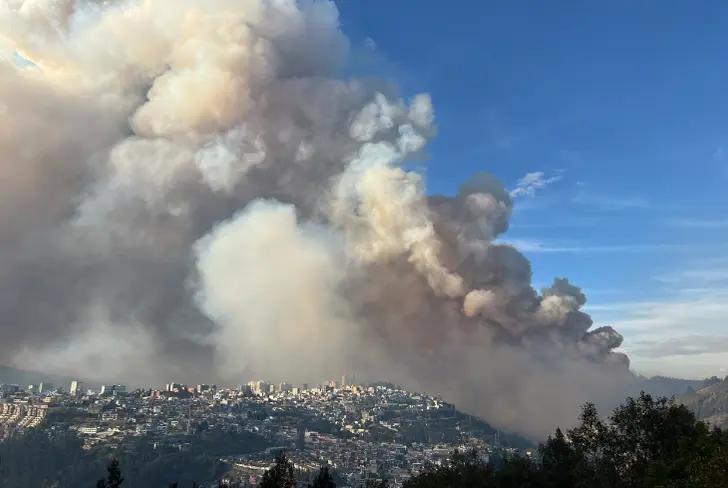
top-left (677, 376), bottom-right (728, 429)
top-left (634, 375), bottom-right (721, 399)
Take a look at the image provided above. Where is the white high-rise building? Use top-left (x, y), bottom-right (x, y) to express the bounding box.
top-left (252, 380), bottom-right (270, 396)
top-left (69, 380), bottom-right (83, 397)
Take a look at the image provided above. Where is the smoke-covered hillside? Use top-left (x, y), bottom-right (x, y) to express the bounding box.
top-left (678, 377), bottom-right (728, 429)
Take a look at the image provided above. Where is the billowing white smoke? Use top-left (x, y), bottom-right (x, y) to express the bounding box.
top-left (0, 0), bottom-right (632, 438)
top-left (194, 200), bottom-right (355, 383)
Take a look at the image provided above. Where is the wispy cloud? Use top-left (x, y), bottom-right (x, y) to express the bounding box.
top-left (587, 289), bottom-right (728, 377)
top-left (572, 191), bottom-right (650, 210)
top-left (509, 171), bottom-right (562, 198)
top-left (663, 218), bottom-right (728, 229)
top-left (502, 238), bottom-right (688, 254)
top-left (630, 335), bottom-right (728, 358)
top-left (653, 257), bottom-right (728, 287)
top-left (655, 269), bottom-right (728, 286)
top-left (587, 290), bottom-right (728, 335)
top-left (509, 216), bottom-right (601, 229)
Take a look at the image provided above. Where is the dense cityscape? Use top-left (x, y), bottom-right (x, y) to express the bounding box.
top-left (0, 378), bottom-right (530, 487)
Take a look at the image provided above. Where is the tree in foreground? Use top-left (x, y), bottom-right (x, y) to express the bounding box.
top-left (404, 392), bottom-right (728, 488)
top-left (260, 451), bottom-right (297, 488)
top-left (96, 459), bottom-right (124, 488)
top-left (559, 392), bottom-right (728, 487)
top-left (309, 466), bottom-right (336, 488)
top-left (402, 449), bottom-right (494, 488)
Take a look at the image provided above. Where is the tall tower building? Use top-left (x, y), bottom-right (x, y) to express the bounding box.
top-left (69, 380), bottom-right (83, 397)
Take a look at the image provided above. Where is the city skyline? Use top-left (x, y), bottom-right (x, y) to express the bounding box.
top-left (0, 373), bottom-right (530, 486)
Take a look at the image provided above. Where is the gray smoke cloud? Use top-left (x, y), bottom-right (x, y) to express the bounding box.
top-left (0, 0), bottom-right (634, 438)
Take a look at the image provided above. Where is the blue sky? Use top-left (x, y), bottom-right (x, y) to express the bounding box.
top-left (337, 1), bottom-right (728, 379)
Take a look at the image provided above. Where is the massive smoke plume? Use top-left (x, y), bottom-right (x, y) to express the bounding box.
top-left (0, 0), bottom-right (634, 438)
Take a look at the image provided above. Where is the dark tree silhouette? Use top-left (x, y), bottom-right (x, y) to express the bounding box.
top-left (402, 448), bottom-right (494, 488)
top-left (404, 392), bottom-right (728, 488)
top-left (539, 428), bottom-right (586, 487)
top-left (259, 451), bottom-right (297, 488)
top-left (309, 466), bottom-right (335, 488)
top-left (96, 459), bottom-right (124, 488)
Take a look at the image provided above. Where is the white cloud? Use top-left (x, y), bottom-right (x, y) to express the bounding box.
top-left (364, 37), bottom-right (377, 50)
top-left (587, 292), bottom-right (728, 333)
top-left (501, 238), bottom-right (688, 254)
top-left (587, 289), bottom-right (728, 378)
top-left (655, 269), bottom-right (728, 286)
top-left (509, 171), bottom-right (562, 198)
top-left (630, 335), bottom-right (728, 358)
top-left (654, 256), bottom-right (728, 287)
